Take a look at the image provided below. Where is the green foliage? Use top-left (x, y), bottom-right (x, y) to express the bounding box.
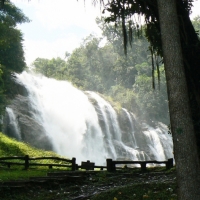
top-left (108, 85), bottom-right (138, 113)
top-left (0, 0), bottom-right (29, 119)
top-left (134, 65), bottom-right (169, 123)
top-left (192, 15), bottom-right (200, 36)
top-left (98, 93), bottom-right (122, 112)
top-left (33, 57), bottom-right (66, 79)
top-left (0, 0), bottom-right (30, 26)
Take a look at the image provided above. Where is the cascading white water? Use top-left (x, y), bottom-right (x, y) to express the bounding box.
top-left (5, 107), bottom-right (21, 140)
top-left (148, 123), bottom-right (174, 160)
top-left (14, 72), bottom-right (107, 164)
top-left (7, 71), bottom-right (173, 165)
top-left (122, 108), bottom-right (137, 148)
top-left (86, 91), bottom-right (122, 159)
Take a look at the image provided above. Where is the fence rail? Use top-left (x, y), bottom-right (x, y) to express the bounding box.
top-left (0, 155), bottom-right (76, 170)
top-left (0, 155), bottom-right (174, 172)
top-left (106, 158), bottom-right (174, 172)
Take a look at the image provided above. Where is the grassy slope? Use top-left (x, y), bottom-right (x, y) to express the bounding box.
top-left (0, 132), bottom-right (68, 181)
top-left (0, 132), bottom-right (60, 157)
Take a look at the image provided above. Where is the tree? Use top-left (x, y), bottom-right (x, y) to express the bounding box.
top-left (96, 17), bottom-right (149, 88)
top-left (192, 15), bottom-right (200, 38)
top-left (134, 65), bottom-right (169, 123)
top-left (157, 0), bottom-right (200, 199)
top-left (33, 57), bottom-right (66, 79)
top-left (0, 0), bottom-right (29, 121)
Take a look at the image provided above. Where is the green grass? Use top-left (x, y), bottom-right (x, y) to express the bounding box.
top-left (0, 168), bottom-right (59, 181)
top-left (0, 132), bottom-right (69, 181)
top-left (0, 132), bottom-right (60, 157)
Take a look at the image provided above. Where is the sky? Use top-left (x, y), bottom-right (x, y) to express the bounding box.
top-left (11, 0), bottom-right (200, 66)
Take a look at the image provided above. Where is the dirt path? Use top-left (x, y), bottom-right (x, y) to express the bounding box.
top-left (0, 170), bottom-right (176, 200)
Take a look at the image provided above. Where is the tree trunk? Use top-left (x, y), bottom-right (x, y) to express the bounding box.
top-left (176, 2), bottom-right (200, 153)
top-left (157, 0), bottom-right (200, 199)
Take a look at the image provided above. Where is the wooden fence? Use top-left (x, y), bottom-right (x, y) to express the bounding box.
top-left (76, 158), bottom-right (173, 172)
top-left (0, 155), bottom-right (76, 170)
top-left (106, 158), bottom-right (174, 172)
top-left (0, 155), bottom-right (174, 172)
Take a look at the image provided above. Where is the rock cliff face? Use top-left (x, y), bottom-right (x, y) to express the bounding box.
top-left (91, 99), bottom-right (172, 161)
top-left (3, 72), bottom-right (173, 164)
top-left (3, 81), bottom-right (53, 151)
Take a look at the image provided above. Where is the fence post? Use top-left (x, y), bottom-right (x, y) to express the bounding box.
top-left (166, 158), bottom-right (173, 169)
top-left (72, 157), bottom-right (76, 171)
top-left (86, 160), bottom-right (90, 171)
top-left (49, 165), bottom-right (52, 169)
top-left (141, 162), bottom-right (146, 172)
top-left (107, 159), bottom-right (115, 172)
top-left (24, 155), bottom-right (29, 170)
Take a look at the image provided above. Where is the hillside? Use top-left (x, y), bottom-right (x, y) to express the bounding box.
top-left (0, 132), bottom-right (62, 158)
top-left (0, 132), bottom-right (70, 182)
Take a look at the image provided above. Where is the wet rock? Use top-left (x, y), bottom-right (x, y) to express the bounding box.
top-left (3, 92), bottom-right (53, 151)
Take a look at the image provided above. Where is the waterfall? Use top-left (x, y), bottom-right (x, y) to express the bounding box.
top-left (122, 108), bottom-right (137, 148)
top-left (5, 107), bottom-right (21, 140)
top-left (5, 71), bottom-right (173, 165)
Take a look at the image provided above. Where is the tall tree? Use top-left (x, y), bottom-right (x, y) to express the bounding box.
top-left (157, 0), bottom-right (200, 199)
